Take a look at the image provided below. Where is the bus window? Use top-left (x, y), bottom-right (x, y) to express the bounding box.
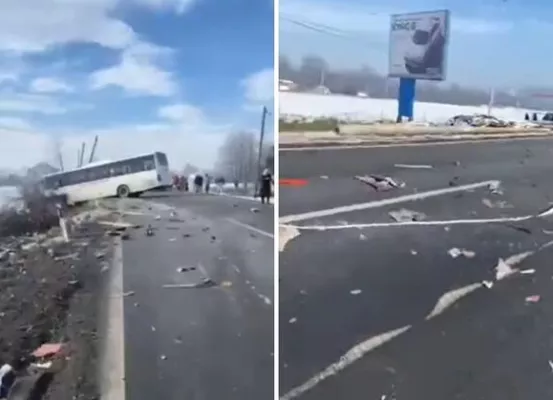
top-left (156, 153), bottom-right (168, 166)
top-left (144, 160), bottom-right (155, 170)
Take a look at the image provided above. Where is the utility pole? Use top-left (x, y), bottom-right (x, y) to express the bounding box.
top-left (89, 135), bottom-right (98, 163)
top-left (254, 106), bottom-right (269, 198)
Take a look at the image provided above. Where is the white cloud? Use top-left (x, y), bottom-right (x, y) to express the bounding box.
top-left (89, 43), bottom-right (177, 96)
top-left (30, 77), bottom-right (74, 93)
top-left (158, 103), bottom-right (206, 124)
top-left (0, 93), bottom-right (68, 114)
top-left (0, 117), bottom-right (32, 130)
top-left (241, 68), bottom-right (274, 106)
top-left (133, 0), bottom-right (197, 14)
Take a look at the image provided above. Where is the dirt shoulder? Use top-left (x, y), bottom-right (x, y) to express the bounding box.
top-left (0, 207), bottom-right (116, 400)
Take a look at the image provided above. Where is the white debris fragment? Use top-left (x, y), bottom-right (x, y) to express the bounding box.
top-left (488, 181), bottom-right (502, 194)
top-left (155, 215), bottom-right (161, 220)
top-left (549, 360), bottom-right (553, 372)
top-left (359, 233), bottom-right (367, 240)
top-left (448, 248), bottom-right (476, 259)
top-left (289, 317), bottom-right (297, 324)
top-left (495, 259), bottom-right (515, 280)
top-left (320, 175), bottom-right (329, 179)
top-left (350, 289), bottom-right (362, 295)
top-left (520, 269), bottom-right (536, 275)
top-left (389, 208), bottom-right (426, 222)
top-left (394, 164), bottom-right (433, 169)
top-left (410, 250), bottom-right (418, 255)
top-left (482, 280), bottom-right (494, 289)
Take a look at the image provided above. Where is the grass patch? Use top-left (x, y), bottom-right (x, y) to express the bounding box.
top-left (279, 118), bottom-right (339, 132)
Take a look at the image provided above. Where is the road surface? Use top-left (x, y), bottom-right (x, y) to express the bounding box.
top-left (109, 192), bottom-right (274, 399)
top-left (279, 137), bottom-right (553, 400)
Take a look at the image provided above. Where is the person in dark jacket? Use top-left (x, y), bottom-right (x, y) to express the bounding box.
top-left (260, 168), bottom-right (273, 204)
top-left (194, 174), bottom-right (204, 193)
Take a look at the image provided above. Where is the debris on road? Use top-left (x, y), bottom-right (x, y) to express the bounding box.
top-left (389, 208), bottom-right (426, 222)
top-left (482, 198), bottom-right (511, 209)
top-left (505, 224), bottom-right (532, 234)
top-left (525, 295), bottom-right (541, 303)
top-left (123, 291), bottom-right (135, 297)
top-left (359, 233), bottom-right (367, 240)
top-left (289, 318), bottom-right (297, 324)
top-left (482, 280), bottom-right (494, 289)
top-left (320, 175), bottom-right (329, 179)
top-left (488, 181), bottom-right (503, 195)
top-left (355, 175), bottom-right (405, 191)
top-left (394, 164), bottom-right (433, 169)
top-left (447, 248), bottom-right (476, 259)
top-left (220, 280), bottom-right (233, 287)
top-left (250, 208), bottom-right (260, 213)
top-left (350, 289), bottom-right (362, 295)
top-left (410, 249), bottom-right (418, 255)
top-left (146, 225), bottom-right (154, 236)
top-left (520, 269), bottom-right (536, 275)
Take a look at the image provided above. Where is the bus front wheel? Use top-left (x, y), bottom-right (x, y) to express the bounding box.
top-left (117, 185), bottom-right (130, 198)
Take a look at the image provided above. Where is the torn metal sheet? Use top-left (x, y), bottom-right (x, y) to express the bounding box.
top-left (447, 248), bottom-right (475, 259)
top-left (354, 175), bottom-right (405, 192)
top-left (389, 208), bottom-right (426, 222)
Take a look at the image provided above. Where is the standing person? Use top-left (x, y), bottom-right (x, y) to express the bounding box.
top-left (259, 168), bottom-right (273, 204)
top-left (205, 174), bottom-right (211, 194)
top-left (194, 174), bottom-right (204, 193)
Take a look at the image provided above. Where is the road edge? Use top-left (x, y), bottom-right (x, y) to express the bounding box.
top-left (98, 238), bottom-right (126, 400)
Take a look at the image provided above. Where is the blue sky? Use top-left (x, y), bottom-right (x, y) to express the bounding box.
top-left (280, 0), bottom-right (553, 90)
top-left (0, 0), bottom-right (274, 170)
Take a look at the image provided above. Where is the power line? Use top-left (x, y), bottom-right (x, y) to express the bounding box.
top-left (279, 13), bottom-right (383, 46)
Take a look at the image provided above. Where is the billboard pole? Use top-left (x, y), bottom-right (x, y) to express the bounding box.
top-left (397, 78), bottom-right (416, 122)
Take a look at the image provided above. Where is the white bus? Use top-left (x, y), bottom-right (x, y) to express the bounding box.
top-left (41, 152), bottom-right (172, 205)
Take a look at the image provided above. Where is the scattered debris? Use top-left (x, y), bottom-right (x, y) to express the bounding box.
top-left (350, 289), bottom-right (362, 295)
top-left (146, 225), bottom-right (154, 236)
top-left (355, 175), bottom-right (405, 191)
top-left (389, 208), bottom-right (426, 222)
top-left (182, 233), bottom-right (191, 238)
top-left (543, 229), bottom-right (553, 235)
top-left (122, 291), bottom-right (135, 297)
top-left (525, 295), bottom-right (540, 303)
top-left (448, 248), bottom-right (476, 259)
top-left (32, 343), bottom-right (65, 358)
top-left (289, 317), bottom-right (297, 324)
top-left (410, 249), bottom-right (418, 255)
top-left (162, 277), bottom-right (215, 289)
top-left (169, 238), bottom-right (177, 242)
top-left (174, 336), bottom-right (183, 344)
top-left (549, 360), bottom-right (553, 372)
top-left (447, 114), bottom-right (511, 128)
top-left (202, 227), bottom-right (210, 232)
top-left (482, 280), bottom-right (494, 289)
top-left (495, 259), bottom-right (516, 280)
top-left (155, 215), bottom-right (161, 220)
top-left (160, 354), bottom-right (167, 360)
top-left (448, 176), bottom-right (460, 186)
top-left (394, 164), bottom-right (433, 169)
top-left (520, 269), bottom-right (536, 275)
top-left (482, 198), bottom-right (511, 209)
top-left (505, 224), bottom-right (532, 234)
top-left (220, 281), bottom-right (233, 287)
top-left (177, 266), bottom-right (195, 273)
top-left (250, 208), bottom-right (260, 213)
top-left (488, 181), bottom-right (503, 195)
top-left (320, 175), bottom-right (329, 179)
top-left (359, 233), bottom-right (367, 240)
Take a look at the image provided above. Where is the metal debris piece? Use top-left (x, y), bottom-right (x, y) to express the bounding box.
top-left (520, 269), bottom-right (536, 275)
top-left (525, 295), bottom-right (540, 303)
top-left (482, 280), bottom-right (494, 289)
top-left (488, 181), bottom-right (503, 195)
top-left (320, 175), bottom-right (329, 179)
top-left (160, 355), bottom-right (167, 360)
top-left (495, 258), bottom-right (516, 280)
top-left (146, 225), bottom-right (154, 236)
top-left (359, 233), bottom-right (367, 240)
top-left (250, 208), bottom-right (260, 213)
top-left (220, 281), bottom-right (233, 287)
top-left (354, 174), bottom-right (405, 191)
top-left (350, 289), bottom-right (362, 295)
top-left (122, 291), bottom-right (135, 297)
top-left (448, 248), bottom-right (475, 259)
top-left (289, 317), bottom-right (297, 324)
top-left (389, 208), bottom-right (426, 222)
top-left (410, 250), bottom-right (418, 255)
top-left (155, 215), bottom-right (161, 220)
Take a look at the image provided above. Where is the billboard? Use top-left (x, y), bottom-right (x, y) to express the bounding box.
top-left (388, 10), bottom-right (449, 81)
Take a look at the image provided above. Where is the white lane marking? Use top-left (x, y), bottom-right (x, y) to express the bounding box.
top-left (100, 239), bottom-right (126, 400)
top-left (426, 283), bottom-right (483, 320)
top-left (232, 265), bottom-right (272, 305)
top-left (226, 217), bottom-right (274, 239)
top-left (279, 135), bottom-right (551, 152)
top-left (218, 192), bottom-right (261, 202)
top-left (279, 180), bottom-right (500, 224)
top-left (280, 214), bottom-right (533, 231)
top-left (280, 326), bottom-right (411, 400)
top-left (394, 163), bottom-right (433, 169)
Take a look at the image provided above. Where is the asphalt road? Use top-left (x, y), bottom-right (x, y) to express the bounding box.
top-left (279, 137), bottom-right (553, 400)
top-left (116, 192), bottom-right (274, 399)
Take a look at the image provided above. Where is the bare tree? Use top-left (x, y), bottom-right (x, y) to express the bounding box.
top-left (216, 131), bottom-right (258, 187)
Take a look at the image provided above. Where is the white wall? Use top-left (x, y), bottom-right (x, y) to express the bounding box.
top-left (280, 92), bottom-right (541, 124)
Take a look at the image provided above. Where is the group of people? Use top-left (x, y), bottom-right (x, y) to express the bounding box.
top-left (171, 169), bottom-right (273, 204)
